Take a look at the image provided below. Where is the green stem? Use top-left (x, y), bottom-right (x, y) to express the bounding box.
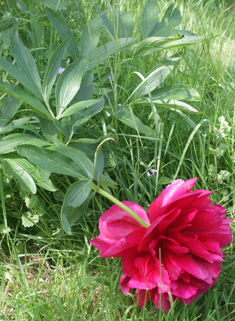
top-left (92, 183), bottom-right (149, 228)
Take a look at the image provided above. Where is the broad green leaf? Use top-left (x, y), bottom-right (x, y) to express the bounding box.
top-left (152, 85), bottom-right (200, 101)
top-left (0, 81), bottom-right (52, 118)
top-left (40, 0), bottom-right (68, 10)
top-left (73, 98), bottom-right (105, 128)
top-left (66, 192), bottom-right (95, 227)
top-left (0, 57), bottom-right (42, 98)
top-left (150, 6), bottom-right (182, 37)
top-left (100, 173), bottom-right (116, 189)
top-left (0, 134), bottom-right (50, 154)
top-left (95, 6), bottom-right (115, 40)
top-left (38, 116), bottom-right (59, 142)
top-left (2, 158), bottom-right (37, 194)
top-left (88, 38), bottom-right (134, 70)
top-left (106, 105), bottom-right (155, 137)
top-left (94, 146), bottom-right (104, 185)
top-left (43, 39), bottom-right (69, 102)
top-left (61, 191), bottom-right (94, 234)
top-left (140, 0), bottom-right (159, 39)
top-left (22, 212), bottom-right (39, 227)
top-left (53, 118), bottom-right (69, 138)
top-left (59, 98), bottom-right (104, 119)
top-left (63, 180), bottom-right (92, 208)
top-left (52, 137), bottom-right (95, 179)
top-left (130, 37), bottom-right (181, 57)
top-left (17, 145), bottom-right (87, 179)
top-left (81, 17), bottom-right (103, 56)
top-left (131, 36), bottom-right (204, 57)
top-left (56, 57), bottom-right (89, 116)
top-left (128, 66), bottom-right (171, 101)
top-left (1, 154), bottom-right (57, 191)
top-left (10, 30), bottom-right (42, 97)
top-left (120, 12), bottom-right (134, 37)
top-left (0, 95), bottom-right (21, 128)
top-left (76, 70), bottom-right (94, 102)
top-left (46, 8), bottom-right (79, 60)
top-left (94, 138), bottom-right (115, 185)
top-left (138, 99), bottom-right (199, 113)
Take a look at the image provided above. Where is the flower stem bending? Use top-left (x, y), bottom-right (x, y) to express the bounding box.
top-left (92, 183), bottom-right (149, 228)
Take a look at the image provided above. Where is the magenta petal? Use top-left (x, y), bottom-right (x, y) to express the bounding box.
top-left (99, 201), bottom-right (150, 243)
top-left (101, 227), bottom-right (147, 258)
top-left (148, 178), bottom-right (197, 213)
top-left (120, 273), bottom-right (131, 294)
top-left (171, 278), bottom-right (197, 299)
top-left (135, 289), bottom-right (150, 306)
top-left (150, 290), bottom-right (171, 312)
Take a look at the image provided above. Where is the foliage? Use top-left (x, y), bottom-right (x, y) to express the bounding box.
top-left (0, 0), bottom-right (234, 319)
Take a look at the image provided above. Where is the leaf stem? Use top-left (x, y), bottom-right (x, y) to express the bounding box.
top-left (92, 183), bottom-right (149, 228)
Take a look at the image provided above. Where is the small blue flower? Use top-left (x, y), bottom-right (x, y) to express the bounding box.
top-left (58, 67), bottom-right (65, 74)
top-left (147, 168), bottom-right (158, 180)
top-left (108, 75), bottom-right (114, 81)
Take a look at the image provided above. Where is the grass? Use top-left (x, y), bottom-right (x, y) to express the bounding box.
top-left (0, 0), bottom-right (235, 320)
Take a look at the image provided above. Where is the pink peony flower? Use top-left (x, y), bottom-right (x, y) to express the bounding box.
top-left (90, 178), bottom-right (233, 312)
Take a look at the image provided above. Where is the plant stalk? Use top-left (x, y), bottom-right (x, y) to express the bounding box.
top-left (92, 183), bottom-right (149, 228)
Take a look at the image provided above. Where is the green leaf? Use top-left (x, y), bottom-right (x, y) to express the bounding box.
top-left (67, 192), bottom-right (95, 227)
top-left (152, 85), bottom-right (200, 101)
top-left (0, 134), bottom-right (50, 154)
top-left (76, 70), bottom-right (94, 102)
top-left (63, 180), bottom-right (92, 208)
top-left (37, 116), bottom-right (59, 142)
top-left (43, 39), bottom-right (69, 102)
top-left (81, 17), bottom-right (103, 56)
top-left (0, 81), bottom-right (52, 118)
top-left (2, 158), bottom-right (37, 194)
top-left (106, 105), bottom-right (155, 137)
top-left (95, 6), bottom-right (115, 40)
top-left (52, 137), bottom-right (95, 180)
top-left (59, 98), bottom-right (104, 119)
top-left (88, 38), bottom-right (134, 70)
top-left (120, 12), bottom-right (134, 37)
top-left (140, 0), bottom-right (159, 39)
top-left (56, 57), bottom-right (89, 116)
top-left (130, 37), bottom-right (181, 57)
top-left (61, 191), bottom-right (94, 234)
top-left (0, 223), bottom-right (11, 234)
top-left (131, 36), bottom-right (204, 57)
top-left (40, 0), bottom-right (68, 10)
top-left (138, 99), bottom-right (199, 113)
top-left (1, 154), bottom-right (57, 191)
top-left (17, 145), bottom-right (88, 179)
top-left (0, 56), bottom-right (42, 99)
top-left (46, 8), bottom-right (79, 60)
top-left (73, 98), bottom-right (105, 128)
top-left (94, 146), bottom-right (104, 185)
top-left (22, 212), bottom-right (39, 228)
top-left (150, 5), bottom-right (182, 37)
top-left (128, 66), bottom-right (171, 101)
top-left (94, 138), bottom-right (115, 185)
top-left (0, 95), bottom-right (21, 129)
top-left (10, 30), bottom-right (42, 97)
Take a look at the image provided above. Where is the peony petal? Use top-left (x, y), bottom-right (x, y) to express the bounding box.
top-left (148, 178), bottom-right (197, 213)
top-left (122, 251), bottom-right (139, 276)
top-left (135, 289), bottom-right (150, 306)
top-left (134, 254), bottom-right (170, 292)
top-left (171, 278), bottom-right (197, 299)
top-left (138, 208), bottom-right (181, 252)
top-left (150, 290), bottom-right (171, 312)
top-left (120, 273), bottom-right (132, 294)
top-left (101, 227), bottom-right (146, 258)
top-left (167, 252), bottom-right (210, 280)
top-left (99, 201), bottom-right (150, 242)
